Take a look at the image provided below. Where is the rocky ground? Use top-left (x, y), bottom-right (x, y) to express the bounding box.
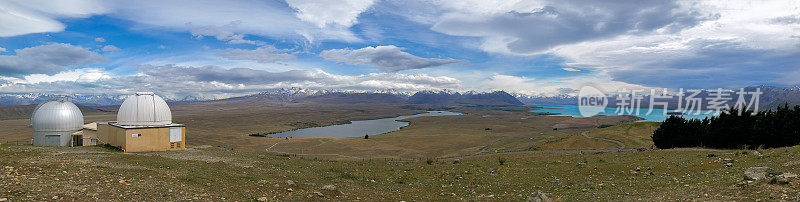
top-left (2, 144), bottom-right (800, 201)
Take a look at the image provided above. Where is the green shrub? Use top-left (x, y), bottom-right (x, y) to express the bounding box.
top-left (652, 104), bottom-right (800, 149)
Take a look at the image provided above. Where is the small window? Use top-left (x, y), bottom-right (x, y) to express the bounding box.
top-left (170, 127), bottom-right (182, 142)
top-left (131, 134), bottom-right (141, 137)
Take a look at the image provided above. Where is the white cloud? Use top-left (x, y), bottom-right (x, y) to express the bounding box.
top-left (0, 2), bottom-right (66, 37)
top-left (0, 0), bottom-right (363, 42)
top-left (101, 45), bottom-right (119, 52)
top-left (190, 21), bottom-right (259, 45)
top-left (94, 37), bottom-right (105, 42)
top-left (0, 0), bottom-right (108, 37)
top-left (0, 65), bottom-right (462, 99)
top-left (286, 0), bottom-right (376, 28)
top-left (429, 0), bottom-right (703, 55)
top-left (107, 1), bottom-right (303, 37)
top-left (561, 67), bottom-right (580, 72)
top-left (0, 43), bottom-right (105, 77)
top-left (474, 73), bottom-right (653, 97)
top-left (406, 0), bottom-right (800, 89)
top-left (550, 0), bottom-right (800, 88)
top-left (215, 46), bottom-right (295, 63)
top-left (320, 45), bottom-right (462, 72)
top-left (0, 68), bottom-right (112, 84)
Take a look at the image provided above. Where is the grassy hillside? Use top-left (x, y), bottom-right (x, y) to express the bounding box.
top-left (2, 144), bottom-right (800, 201)
top-left (0, 102), bottom-right (641, 158)
top-left (541, 122), bottom-right (660, 150)
top-left (258, 107), bottom-right (639, 159)
top-left (589, 122), bottom-right (660, 149)
top-left (2, 103), bottom-right (798, 201)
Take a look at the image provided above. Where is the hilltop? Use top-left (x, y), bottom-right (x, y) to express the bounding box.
top-left (3, 131), bottom-right (800, 201)
top-left (291, 92), bottom-right (406, 105)
top-left (0, 103), bottom-right (108, 121)
top-left (408, 90), bottom-right (523, 106)
top-left (1, 94), bottom-right (799, 200)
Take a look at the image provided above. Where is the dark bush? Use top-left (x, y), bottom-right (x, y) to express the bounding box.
top-left (652, 104), bottom-right (800, 149)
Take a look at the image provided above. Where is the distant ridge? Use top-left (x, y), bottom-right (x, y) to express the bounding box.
top-left (0, 88), bottom-right (414, 106)
top-left (0, 103), bottom-right (106, 121)
top-left (0, 93), bottom-right (128, 106)
top-left (292, 92), bottom-right (406, 105)
top-left (200, 88), bottom-right (412, 105)
top-left (192, 89), bottom-right (523, 106)
top-left (14, 86), bottom-right (797, 109)
top-left (514, 94), bottom-right (577, 105)
top-left (407, 90), bottom-right (523, 106)
top-left (515, 85), bottom-right (800, 110)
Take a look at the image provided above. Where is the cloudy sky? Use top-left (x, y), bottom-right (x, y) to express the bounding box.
top-left (0, 0), bottom-right (798, 99)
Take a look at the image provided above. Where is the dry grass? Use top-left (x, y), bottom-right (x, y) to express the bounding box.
top-left (2, 144), bottom-right (800, 201)
top-left (1, 102), bottom-right (638, 160)
top-left (539, 122), bottom-right (661, 150)
top-left (2, 102), bottom-right (797, 201)
top-left (538, 130), bottom-right (621, 150)
top-left (588, 122), bottom-right (660, 149)
top-left (259, 108), bottom-right (640, 160)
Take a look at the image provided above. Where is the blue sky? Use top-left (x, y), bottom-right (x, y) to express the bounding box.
top-left (0, 0), bottom-right (798, 99)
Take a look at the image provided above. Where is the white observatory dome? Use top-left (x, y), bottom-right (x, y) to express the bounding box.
top-left (116, 92), bottom-right (172, 126)
top-left (31, 98), bottom-right (84, 132)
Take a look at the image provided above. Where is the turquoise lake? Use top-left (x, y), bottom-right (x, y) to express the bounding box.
top-left (268, 111), bottom-right (462, 138)
top-left (527, 104), bottom-right (719, 122)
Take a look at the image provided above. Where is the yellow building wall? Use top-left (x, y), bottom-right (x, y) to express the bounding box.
top-left (104, 125), bottom-right (127, 148)
top-left (97, 123), bottom-right (185, 152)
top-left (81, 129), bottom-right (98, 146)
top-left (97, 124), bottom-right (107, 144)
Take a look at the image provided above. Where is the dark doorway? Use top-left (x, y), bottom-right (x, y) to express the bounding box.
top-left (72, 135), bottom-right (83, 146)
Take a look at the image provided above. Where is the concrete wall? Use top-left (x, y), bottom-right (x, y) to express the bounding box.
top-left (32, 130), bottom-right (75, 146)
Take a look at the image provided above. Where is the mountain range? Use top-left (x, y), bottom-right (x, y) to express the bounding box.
top-left (0, 88), bottom-right (523, 107)
top-left (407, 90), bottom-right (523, 106)
top-left (0, 102), bottom-right (108, 121)
top-left (515, 85), bottom-right (800, 110)
top-left (0, 93), bottom-right (130, 106)
top-left (199, 89), bottom-right (523, 106)
top-left (3, 85), bottom-right (797, 109)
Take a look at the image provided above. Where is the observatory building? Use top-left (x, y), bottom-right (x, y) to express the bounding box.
top-left (31, 98), bottom-right (84, 146)
top-left (97, 92), bottom-right (186, 152)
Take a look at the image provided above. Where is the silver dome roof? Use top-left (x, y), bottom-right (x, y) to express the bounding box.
top-left (31, 98), bottom-right (84, 132)
top-left (116, 92), bottom-right (172, 126)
